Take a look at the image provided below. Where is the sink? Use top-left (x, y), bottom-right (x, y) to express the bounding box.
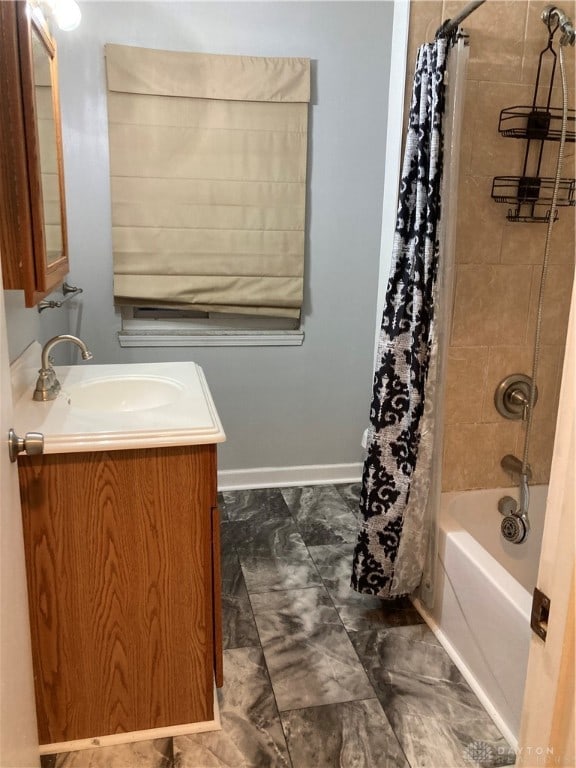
top-left (65, 375), bottom-right (185, 412)
top-left (12, 348), bottom-right (225, 453)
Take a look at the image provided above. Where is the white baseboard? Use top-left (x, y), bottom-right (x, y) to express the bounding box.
top-left (217, 463), bottom-right (363, 491)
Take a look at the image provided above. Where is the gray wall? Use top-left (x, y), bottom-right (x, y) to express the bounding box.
top-left (4, 290), bottom-right (73, 364)
top-left (6, 1), bottom-right (394, 472)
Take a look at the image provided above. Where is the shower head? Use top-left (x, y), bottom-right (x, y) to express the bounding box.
top-left (542, 5), bottom-right (576, 46)
top-left (501, 514), bottom-right (528, 544)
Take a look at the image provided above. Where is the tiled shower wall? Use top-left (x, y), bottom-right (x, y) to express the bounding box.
top-left (407, 0), bottom-right (575, 491)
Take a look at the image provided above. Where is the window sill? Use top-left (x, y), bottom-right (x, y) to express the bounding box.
top-left (117, 330), bottom-right (304, 347)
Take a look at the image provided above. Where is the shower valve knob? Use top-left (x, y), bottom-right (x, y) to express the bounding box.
top-left (494, 374), bottom-right (538, 421)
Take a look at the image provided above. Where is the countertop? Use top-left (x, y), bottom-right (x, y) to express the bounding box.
top-left (11, 344), bottom-right (225, 454)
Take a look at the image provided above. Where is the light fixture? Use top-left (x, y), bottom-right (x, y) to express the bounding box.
top-left (33, 0), bottom-right (81, 31)
top-left (51, 0), bottom-right (81, 31)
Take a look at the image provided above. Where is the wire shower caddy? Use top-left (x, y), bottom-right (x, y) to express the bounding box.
top-left (491, 14), bottom-right (575, 222)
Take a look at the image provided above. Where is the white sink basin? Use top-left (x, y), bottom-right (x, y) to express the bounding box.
top-left (66, 375), bottom-right (185, 412)
top-left (12, 349), bottom-right (226, 453)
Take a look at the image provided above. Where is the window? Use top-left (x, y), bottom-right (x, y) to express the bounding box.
top-left (105, 44), bottom-right (310, 345)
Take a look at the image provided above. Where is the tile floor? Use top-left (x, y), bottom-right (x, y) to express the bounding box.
top-left (41, 484), bottom-right (516, 768)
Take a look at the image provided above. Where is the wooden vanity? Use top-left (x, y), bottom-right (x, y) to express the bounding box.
top-left (13, 357), bottom-right (225, 749)
top-left (18, 446), bottom-right (222, 746)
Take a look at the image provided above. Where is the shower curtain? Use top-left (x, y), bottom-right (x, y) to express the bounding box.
top-left (351, 37), bottom-right (449, 600)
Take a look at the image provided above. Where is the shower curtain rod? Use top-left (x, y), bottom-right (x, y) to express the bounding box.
top-left (435, 0), bottom-right (486, 39)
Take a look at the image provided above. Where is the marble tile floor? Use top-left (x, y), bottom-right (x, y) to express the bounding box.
top-left (42, 484), bottom-right (516, 768)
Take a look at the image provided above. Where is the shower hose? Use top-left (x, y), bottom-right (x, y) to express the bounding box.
top-left (520, 41), bottom-right (570, 519)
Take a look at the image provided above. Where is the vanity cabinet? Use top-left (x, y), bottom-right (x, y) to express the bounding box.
top-left (0, 0), bottom-right (69, 306)
top-left (18, 443), bottom-right (223, 746)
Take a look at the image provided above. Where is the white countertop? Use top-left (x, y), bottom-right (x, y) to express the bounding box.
top-left (12, 346), bottom-right (225, 454)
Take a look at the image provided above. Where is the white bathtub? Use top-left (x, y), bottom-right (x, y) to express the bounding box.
top-left (416, 486), bottom-right (547, 748)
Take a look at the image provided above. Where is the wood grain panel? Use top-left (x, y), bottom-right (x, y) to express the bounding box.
top-left (211, 506), bottom-right (223, 688)
top-left (0, 1), bottom-right (35, 291)
top-left (0, 1), bottom-right (69, 305)
top-left (18, 444), bottom-right (218, 745)
top-left (16, 4), bottom-right (70, 301)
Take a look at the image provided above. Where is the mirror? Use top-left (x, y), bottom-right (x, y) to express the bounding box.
top-left (0, 1), bottom-right (69, 306)
top-left (31, 22), bottom-right (64, 265)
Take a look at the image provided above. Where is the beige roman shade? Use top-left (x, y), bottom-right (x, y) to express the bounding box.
top-left (105, 44), bottom-right (310, 318)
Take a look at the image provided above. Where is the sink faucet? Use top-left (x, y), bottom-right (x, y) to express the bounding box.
top-left (33, 335), bottom-right (93, 401)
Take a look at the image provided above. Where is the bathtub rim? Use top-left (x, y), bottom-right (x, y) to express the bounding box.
top-left (441, 485), bottom-right (546, 598)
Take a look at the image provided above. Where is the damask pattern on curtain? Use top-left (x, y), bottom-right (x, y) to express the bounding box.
top-left (351, 38), bottom-right (449, 599)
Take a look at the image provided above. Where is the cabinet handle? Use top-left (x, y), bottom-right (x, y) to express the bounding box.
top-left (8, 428), bottom-right (44, 462)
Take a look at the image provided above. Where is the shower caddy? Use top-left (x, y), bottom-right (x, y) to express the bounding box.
top-left (491, 13), bottom-right (575, 222)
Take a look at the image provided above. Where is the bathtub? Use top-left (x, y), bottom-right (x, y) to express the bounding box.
top-left (415, 486), bottom-right (547, 748)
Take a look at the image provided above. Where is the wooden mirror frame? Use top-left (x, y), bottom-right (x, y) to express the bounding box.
top-left (0, 1), bottom-right (69, 307)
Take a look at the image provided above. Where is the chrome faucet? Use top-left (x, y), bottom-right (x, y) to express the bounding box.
top-left (33, 335), bottom-right (93, 401)
top-left (542, 5), bottom-right (576, 46)
top-left (500, 454), bottom-right (532, 481)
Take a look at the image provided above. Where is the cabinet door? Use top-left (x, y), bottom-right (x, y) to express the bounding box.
top-left (19, 445), bottom-right (216, 745)
top-left (0, 1), bottom-right (69, 306)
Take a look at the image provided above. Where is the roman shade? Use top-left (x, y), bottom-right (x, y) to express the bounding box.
top-left (105, 44), bottom-right (310, 318)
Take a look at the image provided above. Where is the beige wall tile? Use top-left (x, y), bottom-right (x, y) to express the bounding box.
top-left (530, 344), bottom-right (564, 425)
top-left (455, 176), bottom-right (505, 263)
top-left (443, 421), bottom-right (522, 491)
top-left (459, 80), bottom-right (479, 176)
top-left (409, 1), bottom-right (444, 49)
top-left (515, 416), bottom-right (557, 485)
top-left (444, 347), bottom-right (489, 424)
top-left (443, 0), bottom-right (528, 83)
top-left (535, 89), bottom-right (576, 157)
top-left (481, 344), bottom-right (563, 424)
top-left (403, 0), bottom-right (574, 491)
top-left (501, 221), bottom-right (554, 264)
top-left (501, 207), bottom-right (574, 265)
top-left (527, 263), bottom-right (575, 346)
top-left (451, 264), bottom-right (533, 347)
top-left (538, 114), bottom-right (575, 220)
top-left (548, 209), bottom-right (576, 264)
top-left (469, 82), bottom-right (534, 178)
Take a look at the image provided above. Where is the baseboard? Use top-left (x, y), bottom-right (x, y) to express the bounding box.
top-left (217, 463), bottom-right (363, 491)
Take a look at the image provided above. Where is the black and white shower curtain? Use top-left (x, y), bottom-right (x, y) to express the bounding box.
top-left (351, 38), bottom-right (449, 599)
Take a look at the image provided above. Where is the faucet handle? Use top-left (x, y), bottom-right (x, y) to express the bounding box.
top-left (509, 387), bottom-right (530, 421)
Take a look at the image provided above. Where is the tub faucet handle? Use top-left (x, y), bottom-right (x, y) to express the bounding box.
top-left (509, 387), bottom-right (530, 421)
top-left (494, 374), bottom-right (538, 421)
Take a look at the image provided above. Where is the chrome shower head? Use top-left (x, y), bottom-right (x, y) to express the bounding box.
top-left (542, 5), bottom-right (576, 46)
top-left (501, 514), bottom-right (528, 544)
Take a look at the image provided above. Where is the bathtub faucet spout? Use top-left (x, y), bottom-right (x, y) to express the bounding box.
top-left (500, 454), bottom-right (532, 481)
